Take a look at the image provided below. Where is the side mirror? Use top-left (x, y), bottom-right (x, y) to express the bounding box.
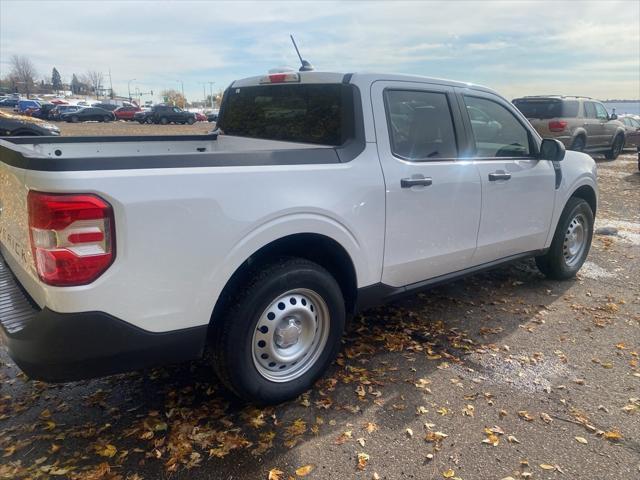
top-left (540, 138), bottom-right (566, 161)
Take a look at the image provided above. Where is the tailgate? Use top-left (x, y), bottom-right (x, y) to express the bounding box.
top-left (0, 160), bottom-right (36, 287)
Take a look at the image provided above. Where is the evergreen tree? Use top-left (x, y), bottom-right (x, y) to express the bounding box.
top-left (71, 74), bottom-right (80, 94)
top-left (51, 67), bottom-right (62, 91)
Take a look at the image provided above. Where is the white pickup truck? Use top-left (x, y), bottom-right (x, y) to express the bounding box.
top-left (0, 71), bottom-right (597, 404)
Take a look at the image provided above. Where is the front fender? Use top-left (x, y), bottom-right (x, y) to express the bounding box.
top-left (544, 151), bottom-right (598, 247)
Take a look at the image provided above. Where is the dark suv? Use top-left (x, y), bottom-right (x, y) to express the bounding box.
top-left (134, 105), bottom-right (196, 125)
top-left (513, 96), bottom-right (626, 159)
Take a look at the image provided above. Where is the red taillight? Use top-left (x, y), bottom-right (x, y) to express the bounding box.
top-left (27, 191), bottom-right (115, 286)
top-left (548, 120), bottom-right (568, 132)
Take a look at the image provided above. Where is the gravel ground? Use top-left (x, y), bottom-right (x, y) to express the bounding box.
top-left (0, 149), bottom-right (639, 480)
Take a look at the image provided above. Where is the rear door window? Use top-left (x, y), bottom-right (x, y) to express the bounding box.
top-left (463, 96), bottom-right (532, 158)
top-left (384, 89), bottom-right (457, 160)
top-left (584, 102), bottom-right (597, 119)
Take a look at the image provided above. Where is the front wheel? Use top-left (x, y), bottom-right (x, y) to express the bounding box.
top-left (159, 117), bottom-right (169, 125)
top-left (103, 115), bottom-right (111, 122)
top-left (535, 197), bottom-right (593, 280)
top-left (605, 134), bottom-right (624, 160)
top-left (186, 117), bottom-right (195, 125)
top-left (211, 258), bottom-right (345, 404)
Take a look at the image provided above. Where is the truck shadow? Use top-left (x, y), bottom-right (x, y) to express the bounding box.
top-left (0, 259), bottom-right (575, 479)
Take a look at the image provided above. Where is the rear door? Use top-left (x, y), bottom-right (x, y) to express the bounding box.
top-left (457, 89), bottom-right (556, 265)
top-left (584, 101), bottom-right (606, 147)
top-left (371, 81), bottom-right (482, 287)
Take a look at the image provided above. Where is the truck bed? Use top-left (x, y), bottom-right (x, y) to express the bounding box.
top-left (0, 133), bottom-right (341, 171)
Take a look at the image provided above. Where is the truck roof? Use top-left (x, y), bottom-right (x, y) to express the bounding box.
top-left (230, 70), bottom-right (499, 96)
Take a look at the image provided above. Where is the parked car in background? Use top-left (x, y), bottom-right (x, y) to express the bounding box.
top-left (29, 103), bottom-right (57, 120)
top-left (513, 96), bottom-right (626, 159)
top-left (60, 107), bottom-right (116, 123)
top-left (49, 105), bottom-right (83, 120)
top-left (114, 105), bottom-right (142, 121)
top-left (194, 111), bottom-right (207, 122)
top-left (0, 109), bottom-right (60, 136)
top-left (0, 97), bottom-right (20, 108)
top-left (14, 99), bottom-right (41, 114)
top-left (207, 110), bottom-right (219, 122)
top-left (92, 103), bottom-right (120, 112)
top-left (134, 104), bottom-right (196, 124)
top-left (617, 114), bottom-right (640, 150)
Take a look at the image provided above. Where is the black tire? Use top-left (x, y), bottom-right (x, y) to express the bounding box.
top-left (138, 120), bottom-right (145, 124)
top-left (159, 117), bottom-right (169, 125)
top-left (535, 197), bottom-right (593, 280)
top-left (570, 135), bottom-right (586, 152)
top-left (103, 115), bottom-right (111, 122)
top-left (71, 115), bottom-right (79, 123)
top-left (211, 257), bottom-right (345, 404)
top-left (186, 117), bottom-right (195, 125)
top-left (605, 134), bottom-right (624, 160)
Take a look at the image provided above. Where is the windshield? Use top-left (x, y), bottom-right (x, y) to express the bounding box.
top-left (217, 83), bottom-right (355, 146)
top-left (513, 99), bottom-right (579, 119)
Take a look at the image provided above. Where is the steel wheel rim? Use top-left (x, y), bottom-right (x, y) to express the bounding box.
top-left (252, 288), bottom-right (330, 382)
top-left (563, 213), bottom-right (587, 267)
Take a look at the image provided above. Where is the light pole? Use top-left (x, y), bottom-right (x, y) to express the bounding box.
top-left (208, 81), bottom-right (215, 109)
top-left (176, 80), bottom-right (185, 108)
top-left (127, 79), bottom-right (136, 103)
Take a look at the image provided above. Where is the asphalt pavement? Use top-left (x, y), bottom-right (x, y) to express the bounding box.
top-left (1, 151), bottom-right (638, 480)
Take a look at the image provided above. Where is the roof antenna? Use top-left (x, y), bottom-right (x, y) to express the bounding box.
top-left (290, 35), bottom-right (314, 72)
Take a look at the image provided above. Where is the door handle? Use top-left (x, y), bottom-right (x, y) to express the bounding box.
top-left (401, 175), bottom-right (433, 188)
top-left (488, 171), bottom-right (511, 181)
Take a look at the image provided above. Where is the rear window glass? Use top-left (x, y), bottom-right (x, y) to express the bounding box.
top-left (512, 99), bottom-right (579, 119)
top-left (218, 84), bottom-right (354, 146)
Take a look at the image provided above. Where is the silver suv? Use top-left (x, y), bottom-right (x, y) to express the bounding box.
top-left (513, 96), bottom-right (626, 159)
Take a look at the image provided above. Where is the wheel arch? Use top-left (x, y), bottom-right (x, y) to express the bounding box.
top-left (209, 232), bottom-right (359, 332)
top-left (570, 184), bottom-right (597, 216)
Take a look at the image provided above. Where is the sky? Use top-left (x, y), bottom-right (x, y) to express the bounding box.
top-left (1, 0), bottom-right (639, 103)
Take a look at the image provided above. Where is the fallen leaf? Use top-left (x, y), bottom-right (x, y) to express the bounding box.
top-left (540, 412), bottom-right (553, 424)
top-left (406, 428), bottom-right (414, 438)
top-left (95, 444), bottom-right (117, 458)
top-left (575, 436), bottom-right (588, 444)
top-left (443, 469), bottom-right (455, 478)
top-left (540, 464), bottom-right (555, 470)
top-left (603, 430), bottom-right (623, 441)
top-left (295, 465), bottom-right (315, 476)
top-left (507, 435), bottom-right (520, 444)
top-left (518, 410), bottom-right (534, 421)
top-left (357, 452), bottom-right (370, 470)
top-left (268, 468), bottom-right (284, 480)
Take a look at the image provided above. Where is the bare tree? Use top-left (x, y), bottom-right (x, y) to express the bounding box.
top-left (9, 55), bottom-right (37, 98)
top-left (83, 70), bottom-right (104, 98)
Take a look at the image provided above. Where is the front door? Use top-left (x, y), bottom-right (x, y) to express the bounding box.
top-left (371, 81), bottom-right (482, 287)
top-left (457, 90), bottom-right (557, 265)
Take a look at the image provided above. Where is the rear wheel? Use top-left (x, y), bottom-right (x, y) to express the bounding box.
top-left (146, 117), bottom-right (154, 124)
top-left (71, 115), bottom-right (79, 123)
top-left (535, 197), bottom-right (593, 280)
top-left (605, 134), bottom-right (624, 160)
top-left (570, 135), bottom-right (586, 152)
top-left (211, 258), bottom-right (345, 404)
top-left (186, 117), bottom-right (195, 125)
top-left (103, 115), bottom-right (111, 122)
top-left (160, 117), bottom-right (169, 125)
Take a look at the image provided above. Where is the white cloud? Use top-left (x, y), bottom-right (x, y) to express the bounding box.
top-left (1, 0), bottom-right (638, 100)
